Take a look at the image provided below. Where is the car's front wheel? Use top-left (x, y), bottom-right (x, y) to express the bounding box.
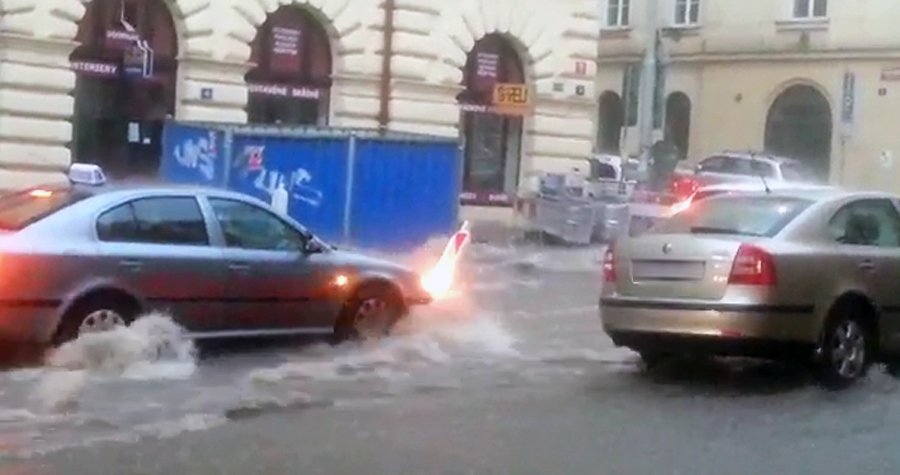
top-left (334, 284), bottom-right (404, 342)
top-left (815, 307), bottom-right (873, 390)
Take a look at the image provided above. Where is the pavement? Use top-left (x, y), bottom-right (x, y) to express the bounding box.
top-left (2, 243), bottom-right (900, 474)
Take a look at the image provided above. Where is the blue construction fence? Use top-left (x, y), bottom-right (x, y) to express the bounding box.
top-left (160, 121), bottom-right (461, 252)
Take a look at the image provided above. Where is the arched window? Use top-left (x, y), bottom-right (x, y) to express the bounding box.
top-left (665, 92), bottom-right (691, 159)
top-left (457, 34), bottom-right (528, 207)
top-left (597, 91), bottom-right (624, 154)
top-left (70, 0), bottom-right (178, 178)
top-left (246, 7), bottom-right (332, 126)
top-left (765, 84), bottom-right (833, 178)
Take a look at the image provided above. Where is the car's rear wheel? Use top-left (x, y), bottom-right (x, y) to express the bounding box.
top-left (334, 284), bottom-right (404, 343)
top-left (815, 307), bottom-right (873, 390)
top-left (53, 294), bottom-right (138, 346)
top-left (638, 350), bottom-right (669, 369)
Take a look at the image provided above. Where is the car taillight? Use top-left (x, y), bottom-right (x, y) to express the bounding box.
top-left (669, 176), bottom-right (699, 202)
top-left (603, 246), bottom-right (617, 283)
top-left (728, 244), bottom-right (776, 286)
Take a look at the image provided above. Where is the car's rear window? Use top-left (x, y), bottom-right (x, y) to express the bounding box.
top-left (0, 185), bottom-right (90, 230)
top-left (651, 196), bottom-right (813, 237)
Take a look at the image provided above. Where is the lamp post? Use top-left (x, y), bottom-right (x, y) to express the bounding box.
top-left (636, 0), bottom-right (660, 179)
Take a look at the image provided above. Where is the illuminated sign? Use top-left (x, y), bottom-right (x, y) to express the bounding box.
top-left (493, 83), bottom-right (530, 107)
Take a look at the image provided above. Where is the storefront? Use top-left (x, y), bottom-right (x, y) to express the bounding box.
top-left (69, 0), bottom-right (178, 178)
top-left (457, 34), bottom-right (531, 208)
top-left (245, 6), bottom-right (332, 126)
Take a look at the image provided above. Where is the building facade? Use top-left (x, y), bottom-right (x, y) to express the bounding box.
top-left (597, 0), bottom-right (900, 192)
top-left (0, 0), bottom-right (599, 223)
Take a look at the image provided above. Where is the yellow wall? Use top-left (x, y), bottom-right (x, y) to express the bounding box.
top-left (597, 0), bottom-right (900, 193)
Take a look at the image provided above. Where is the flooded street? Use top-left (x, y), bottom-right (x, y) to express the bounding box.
top-left (3, 244), bottom-right (900, 474)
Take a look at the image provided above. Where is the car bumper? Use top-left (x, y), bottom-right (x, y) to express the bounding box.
top-left (0, 301), bottom-right (60, 344)
top-left (600, 297), bottom-right (819, 345)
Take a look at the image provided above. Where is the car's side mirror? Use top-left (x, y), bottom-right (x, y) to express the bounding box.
top-left (303, 239), bottom-right (324, 255)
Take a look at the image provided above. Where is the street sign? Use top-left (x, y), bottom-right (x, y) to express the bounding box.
top-left (841, 71), bottom-right (856, 137)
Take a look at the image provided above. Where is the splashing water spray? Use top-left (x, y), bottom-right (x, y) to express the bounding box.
top-left (420, 221), bottom-right (472, 300)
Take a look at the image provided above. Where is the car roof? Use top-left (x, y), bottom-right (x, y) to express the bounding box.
top-left (707, 187), bottom-right (894, 202)
top-left (33, 179), bottom-right (253, 204)
top-left (703, 151), bottom-right (798, 165)
top-left (697, 181), bottom-right (832, 193)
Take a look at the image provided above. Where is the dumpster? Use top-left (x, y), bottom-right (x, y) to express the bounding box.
top-left (161, 121), bottom-right (461, 252)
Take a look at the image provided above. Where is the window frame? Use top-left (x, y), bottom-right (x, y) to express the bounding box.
top-left (793, 0), bottom-right (827, 19)
top-left (673, 0), bottom-right (701, 26)
top-left (206, 197), bottom-right (309, 252)
top-left (95, 196), bottom-right (211, 247)
top-left (605, 0), bottom-right (630, 28)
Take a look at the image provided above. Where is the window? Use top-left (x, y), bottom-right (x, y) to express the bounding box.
top-left (0, 186), bottom-right (91, 231)
top-left (606, 0), bottom-right (630, 27)
top-left (780, 162), bottom-right (814, 182)
top-left (97, 204), bottom-right (139, 242)
top-left (793, 0), bottom-right (827, 19)
top-left (209, 198), bottom-right (306, 251)
top-left (696, 156), bottom-right (728, 173)
top-left (97, 197), bottom-right (209, 246)
top-left (829, 200), bottom-right (900, 248)
top-left (674, 0), bottom-right (700, 25)
top-left (651, 196), bottom-right (812, 237)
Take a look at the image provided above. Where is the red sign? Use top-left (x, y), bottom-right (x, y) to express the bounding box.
top-left (270, 26), bottom-right (302, 73)
top-left (575, 61), bottom-right (588, 76)
top-left (248, 83), bottom-right (322, 100)
top-left (71, 61), bottom-right (119, 77)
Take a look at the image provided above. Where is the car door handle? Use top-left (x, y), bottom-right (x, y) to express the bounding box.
top-left (228, 262), bottom-right (251, 272)
top-left (119, 259), bottom-right (144, 272)
top-left (858, 260), bottom-right (876, 271)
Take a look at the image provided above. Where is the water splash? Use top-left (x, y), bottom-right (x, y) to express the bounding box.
top-left (36, 313), bottom-right (196, 413)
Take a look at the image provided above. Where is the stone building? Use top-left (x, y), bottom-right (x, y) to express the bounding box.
top-left (0, 0), bottom-right (599, 222)
top-left (597, 0), bottom-right (900, 191)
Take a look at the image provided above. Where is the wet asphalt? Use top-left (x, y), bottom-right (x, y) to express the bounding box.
top-left (2, 245), bottom-right (900, 475)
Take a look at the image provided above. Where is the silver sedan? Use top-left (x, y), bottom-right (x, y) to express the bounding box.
top-left (0, 165), bottom-right (432, 346)
top-left (601, 188), bottom-right (900, 388)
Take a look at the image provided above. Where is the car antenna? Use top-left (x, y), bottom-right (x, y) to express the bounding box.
top-left (751, 152), bottom-right (772, 194)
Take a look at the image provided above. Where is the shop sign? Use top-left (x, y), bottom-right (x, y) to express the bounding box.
top-left (248, 82), bottom-right (322, 100)
top-left (472, 52), bottom-right (499, 92)
top-left (105, 29), bottom-right (141, 50)
top-left (123, 42), bottom-right (154, 78)
top-left (70, 61), bottom-right (119, 77)
top-left (460, 191), bottom-right (513, 207)
top-left (882, 66), bottom-right (900, 81)
top-left (493, 83), bottom-right (530, 107)
top-left (270, 26), bottom-right (302, 73)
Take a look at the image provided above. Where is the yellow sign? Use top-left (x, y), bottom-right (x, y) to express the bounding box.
top-left (493, 83), bottom-right (530, 107)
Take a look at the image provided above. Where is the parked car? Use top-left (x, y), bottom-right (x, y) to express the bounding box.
top-left (670, 181), bottom-right (836, 215)
top-left (0, 164), bottom-right (432, 346)
top-left (692, 151), bottom-right (819, 187)
top-left (601, 187), bottom-right (900, 388)
top-left (628, 178), bottom-right (831, 237)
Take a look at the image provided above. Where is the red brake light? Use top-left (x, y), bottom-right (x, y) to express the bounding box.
top-left (669, 176), bottom-right (699, 202)
top-left (728, 244), bottom-right (776, 286)
top-left (603, 246), bottom-right (617, 283)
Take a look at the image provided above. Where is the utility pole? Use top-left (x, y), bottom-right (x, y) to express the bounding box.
top-left (637, 0), bottom-right (659, 179)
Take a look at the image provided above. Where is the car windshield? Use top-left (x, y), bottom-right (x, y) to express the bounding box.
top-left (651, 195), bottom-right (813, 237)
top-left (0, 185), bottom-right (90, 230)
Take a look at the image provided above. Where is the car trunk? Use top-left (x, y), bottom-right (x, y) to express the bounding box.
top-left (614, 234), bottom-right (747, 301)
